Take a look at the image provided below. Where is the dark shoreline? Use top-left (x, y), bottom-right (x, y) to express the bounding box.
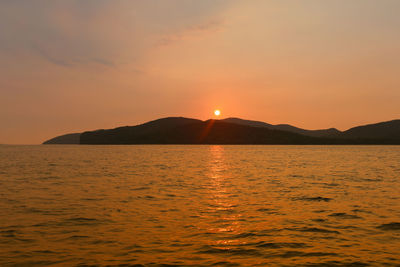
top-left (43, 117), bottom-right (400, 145)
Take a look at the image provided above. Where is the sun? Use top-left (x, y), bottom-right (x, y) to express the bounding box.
top-left (214, 109), bottom-right (221, 116)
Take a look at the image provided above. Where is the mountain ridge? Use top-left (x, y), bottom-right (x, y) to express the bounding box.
top-left (42, 117), bottom-right (400, 144)
top-left (221, 118), bottom-right (342, 138)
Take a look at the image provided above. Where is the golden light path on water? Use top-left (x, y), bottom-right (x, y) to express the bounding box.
top-left (207, 146), bottom-right (241, 238)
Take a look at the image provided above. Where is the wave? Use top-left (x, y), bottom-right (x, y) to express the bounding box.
top-left (376, 222), bottom-right (400, 231)
top-left (292, 196), bottom-right (333, 202)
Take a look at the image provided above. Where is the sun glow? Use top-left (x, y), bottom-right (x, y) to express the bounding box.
top-left (214, 110), bottom-right (221, 117)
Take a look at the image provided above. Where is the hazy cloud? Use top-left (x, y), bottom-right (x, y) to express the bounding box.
top-left (157, 19), bottom-right (225, 47)
top-left (32, 44), bottom-right (74, 68)
top-left (0, 0), bottom-right (234, 67)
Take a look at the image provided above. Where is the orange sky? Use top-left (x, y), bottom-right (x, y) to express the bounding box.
top-left (1, 0), bottom-right (400, 144)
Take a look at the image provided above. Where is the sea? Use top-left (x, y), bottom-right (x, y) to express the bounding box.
top-left (0, 145), bottom-right (399, 266)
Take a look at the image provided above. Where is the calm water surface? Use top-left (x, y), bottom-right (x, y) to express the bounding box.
top-left (0, 145), bottom-right (400, 266)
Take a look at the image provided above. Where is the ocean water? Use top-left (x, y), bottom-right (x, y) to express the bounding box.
top-left (0, 145), bottom-right (399, 266)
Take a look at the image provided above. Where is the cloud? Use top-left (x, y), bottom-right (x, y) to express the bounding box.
top-left (91, 58), bottom-right (115, 68)
top-left (31, 44), bottom-right (115, 68)
top-left (32, 44), bottom-right (74, 67)
top-left (157, 19), bottom-right (225, 47)
top-left (0, 0), bottom-right (235, 68)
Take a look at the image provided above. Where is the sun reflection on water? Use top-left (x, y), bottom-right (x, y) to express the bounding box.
top-left (206, 146), bottom-right (243, 246)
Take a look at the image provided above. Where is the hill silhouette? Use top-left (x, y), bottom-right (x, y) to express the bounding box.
top-left (43, 117), bottom-right (400, 144)
top-left (79, 118), bottom-right (320, 144)
top-left (342, 120), bottom-right (400, 139)
top-left (222, 118), bottom-right (342, 138)
top-left (43, 133), bottom-right (81, 144)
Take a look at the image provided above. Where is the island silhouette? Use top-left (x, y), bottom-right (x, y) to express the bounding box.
top-left (43, 117), bottom-right (400, 145)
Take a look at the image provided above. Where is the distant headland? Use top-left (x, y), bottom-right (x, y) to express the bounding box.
top-left (43, 117), bottom-right (400, 145)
